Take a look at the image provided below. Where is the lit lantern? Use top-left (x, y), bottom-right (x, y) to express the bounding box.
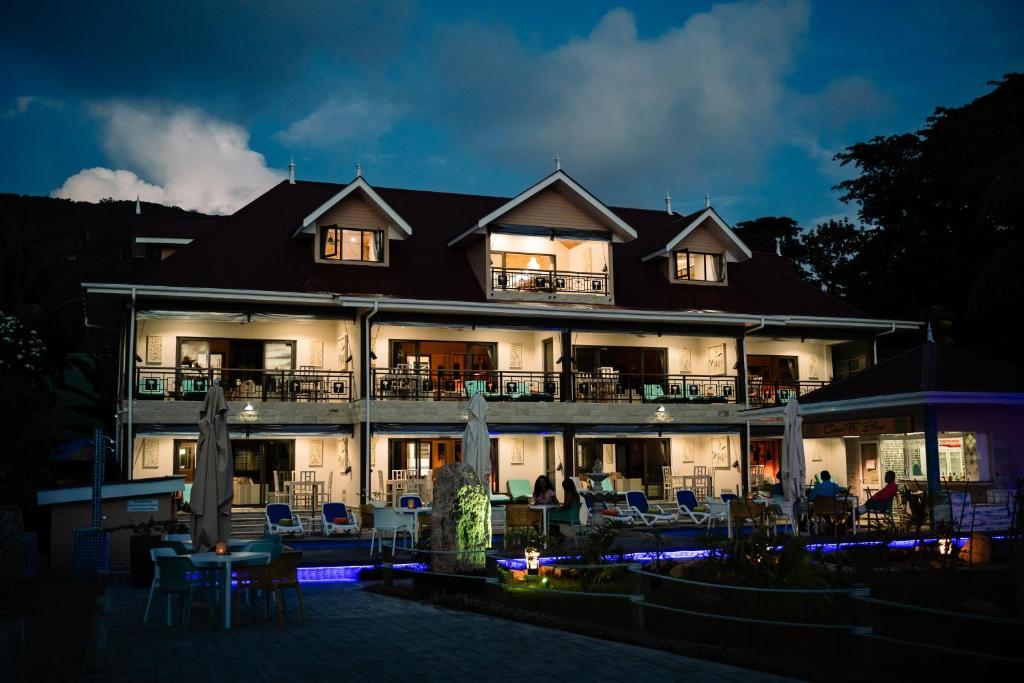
top-left (525, 547), bottom-right (540, 576)
top-left (937, 538), bottom-right (954, 556)
top-left (215, 541), bottom-right (230, 555)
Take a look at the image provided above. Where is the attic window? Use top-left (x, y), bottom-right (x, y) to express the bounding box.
top-left (320, 226), bottom-right (383, 262)
top-left (675, 250), bottom-right (724, 282)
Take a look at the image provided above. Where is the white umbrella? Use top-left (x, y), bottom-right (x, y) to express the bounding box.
top-left (781, 397), bottom-right (806, 502)
top-left (191, 385), bottom-right (233, 551)
top-left (462, 393), bottom-right (491, 488)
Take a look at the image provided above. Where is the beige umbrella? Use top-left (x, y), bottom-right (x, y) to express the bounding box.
top-left (191, 385), bottom-right (233, 551)
top-left (781, 397), bottom-right (806, 502)
top-left (462, 392), bottom-right (492, 548)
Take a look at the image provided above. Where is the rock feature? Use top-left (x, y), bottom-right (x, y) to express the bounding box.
top-left (431, 463), bottom-right (490, 573)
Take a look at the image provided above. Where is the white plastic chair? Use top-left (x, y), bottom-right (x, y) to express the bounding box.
top-left (265, 503), bottom-right (306, 536)
top-left (321, 502), bottom-right (359, 536)
top-left (369, 507), bottom-right (413, 555)
top-left (144, 547), bottom-right (180, 624)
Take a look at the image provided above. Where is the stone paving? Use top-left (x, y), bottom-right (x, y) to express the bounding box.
top-left (84, 583), bottom-right (797, 682)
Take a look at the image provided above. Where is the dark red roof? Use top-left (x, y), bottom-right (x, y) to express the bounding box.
top-left (798, 343), bottom-right (1024, 404)
top-left (130, 179), bottom-right (871, 318)
top-left (133, 212), bottom-right (225, 241)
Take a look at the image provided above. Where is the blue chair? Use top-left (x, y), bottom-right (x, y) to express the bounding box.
top-left (398, 494), bottom-right (423, 509)
top-left (675, 489), bottom-right (709, 525)
top-left (322, 502), bottom-right (359, 535)
top-left (265, 503), bottom-right (305, 536)
top-left (507, 479), bottom-right (532, 501)
top-left (624, 490), bottom-right (676, 526)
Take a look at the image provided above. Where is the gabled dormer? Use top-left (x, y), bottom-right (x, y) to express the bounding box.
top-left (449, 169), bottom-right (637, 304)
top-left (641, 207), bottom-right (751, 286)
top-left (294, 175), bottom-right (413, 267)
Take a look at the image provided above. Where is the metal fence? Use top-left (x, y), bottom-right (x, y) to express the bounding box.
top-left (135, 367), bottom-right (354, 402)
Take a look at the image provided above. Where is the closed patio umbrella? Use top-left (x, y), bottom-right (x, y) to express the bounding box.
top-left (462, 392), bottom-right (492, 548)
top-left (191, 385), bottom-right (233, 551)
top-left (781, 397), bottom-right (805, 502)
top-left (462, 393), bottom-right (491, 489)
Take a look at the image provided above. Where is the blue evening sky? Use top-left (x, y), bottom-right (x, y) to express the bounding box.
top-left (1, 0), bottom-right (1022, 224)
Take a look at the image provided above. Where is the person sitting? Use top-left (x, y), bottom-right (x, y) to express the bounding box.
top-left (531, 475), bottom-right (558, 505)
top-left (858, 470), bottom-right (898, 513)
top-left (770, 472), bottom-right (785, 497)
top-left (810, 470), bottom-right (840, 499)
top-left (547, 479), bottom-right (582, 536)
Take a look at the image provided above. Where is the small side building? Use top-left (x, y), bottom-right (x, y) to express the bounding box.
top-left (36, 477), bottom-right (184, 576)
top-left (748, 342), bottom-right (1024, 502)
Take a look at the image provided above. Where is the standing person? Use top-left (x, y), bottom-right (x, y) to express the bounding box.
top-left (858, 470), bottom-right (898, 513)
top-left (531, 475), bottom-right (558, 505)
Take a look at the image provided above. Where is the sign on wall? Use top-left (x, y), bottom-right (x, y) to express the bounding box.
top-left (127, 499), bottom-right (159, 513)
top-left (803, 416), bottom-right (912, 439)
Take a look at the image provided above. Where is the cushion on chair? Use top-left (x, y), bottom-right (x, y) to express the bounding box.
top-left (601, 508), bottom-right (620, 517)
top-left (278, 519), bottom-right (295, 527)
top-left (333, 517), bottom-right (350, 525)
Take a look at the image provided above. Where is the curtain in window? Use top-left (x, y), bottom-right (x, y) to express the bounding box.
top-left (371, 230), bottom-right (383, 262)
top-left (707, 254), bottom-right (723, 281)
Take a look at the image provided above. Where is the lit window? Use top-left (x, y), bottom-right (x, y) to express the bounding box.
top-left (674, 250), bottom-right (724, 282)
top-left (320, 226), bottom-right (383, 262)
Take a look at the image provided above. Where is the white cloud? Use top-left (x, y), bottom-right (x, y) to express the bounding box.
top-left (274, 95), bottom-right (403, 147)
top-left (3, 94), bottom-right (63, 119)
top-left (53, 167), bottom-right (168, 204)
top-left (432, 1), bottom-right (880, 207)
top-left (52, 103), bottom-right (283, 214)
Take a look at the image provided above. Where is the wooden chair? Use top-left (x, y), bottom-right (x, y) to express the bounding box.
top-left (252, 550), bottom-right (305, 628)
top-left (810, 496), bottom-right (839, 535)
top-left (729, 499), bottom-right (765, 536)
top-left (299, 470), bottom-right (315, 482)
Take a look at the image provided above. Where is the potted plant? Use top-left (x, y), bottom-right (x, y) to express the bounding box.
top-left (107, 517), bottom-right (185, 588)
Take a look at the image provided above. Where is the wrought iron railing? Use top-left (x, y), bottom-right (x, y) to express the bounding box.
top-left (134, 367), bottom-right (354, 402)
top-left (573, 372), bottom-right (738, 404)
top-left (747, 379), bottom-right (830, 407)
top-left (372, 369), bottom-right (559, 401)
top-left (491, 267), bottom-right (608, 295)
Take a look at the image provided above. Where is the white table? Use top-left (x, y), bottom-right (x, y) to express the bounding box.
top-left (529, 504), bottom-right (559, 546)
top-left (188, 551), bottom-right (270, 629)
top-left (397, 506), bottom-right (433, 545)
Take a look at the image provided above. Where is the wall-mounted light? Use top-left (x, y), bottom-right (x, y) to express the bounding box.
top-left (656, 405), bottom-right (666, 414)
top-left (243, 403), bottom-right (254, 413)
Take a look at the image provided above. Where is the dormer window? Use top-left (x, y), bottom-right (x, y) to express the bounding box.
top-left (320, 226), bottom-right (383, 263)
top-left (675, 250), bottom-right (724, 282)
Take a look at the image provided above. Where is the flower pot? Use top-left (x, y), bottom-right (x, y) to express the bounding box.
top-left (129, 535), bottom-right (163, 588)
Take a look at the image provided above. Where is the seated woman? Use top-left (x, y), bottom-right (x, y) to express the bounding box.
top-left (546, 479), bottom-right (582, 536)
top-left (531, 475), bottom-right (558, 505)
top-left (858, 470), bottom-right (898, 513)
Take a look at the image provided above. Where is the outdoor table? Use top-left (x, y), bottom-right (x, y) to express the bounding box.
top-left (188, 550), bottom-right (270, 629)
top-left (284, 480), bottom-right (324, 512)
top-left (529, 504), bottom-right (559, 546)
top-left (397, 505), bottom-right (433, 545)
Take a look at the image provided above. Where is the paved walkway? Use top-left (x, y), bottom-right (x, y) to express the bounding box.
top-left (85, 583), bottom-right (797, 682)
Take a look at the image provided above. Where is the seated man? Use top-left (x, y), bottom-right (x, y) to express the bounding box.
top-left (770, 472), bottom-right (785, 497)
top-left (858, 470), bottom-right (898, 513)
top-left (810, 470), bottom-right (840, 499)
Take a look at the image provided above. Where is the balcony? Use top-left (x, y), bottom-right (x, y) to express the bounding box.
top-left (372, 368), bottom-right (559, 401)
top-left (135, 367), bottom-right (354, 402)
top-left (747, 379), bottom-right (830, 407)
top-left (573, 372), bottom-right (738, 404)
top-left (490, 267), bottom-right (608, 296)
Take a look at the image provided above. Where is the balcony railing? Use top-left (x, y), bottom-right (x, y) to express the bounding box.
top-left (491, 267), bottom-right (608, 295)
top-left (372, 368), bottom-right (559, 401)
top-left (747, 380), bottom-right (830, 407)
top-left (135, 367), bottom-right (354, 402)
top-left (574, 372), bottom-right (738, 404)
